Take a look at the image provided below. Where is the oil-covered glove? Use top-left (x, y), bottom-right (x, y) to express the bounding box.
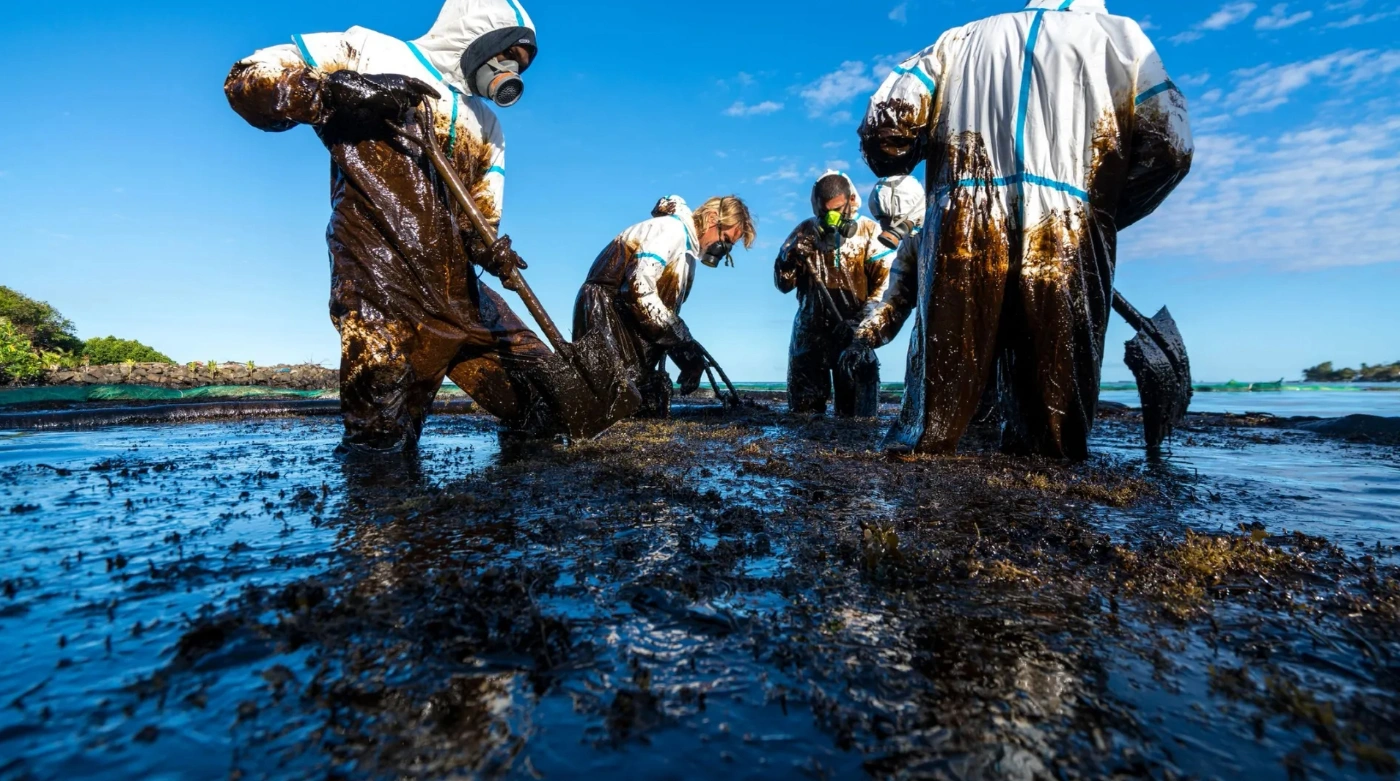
top-left (322, 71), bottom-right (440, 130)
top-left (838, 340), bottom-right (880, 385)
top-left (833, 319), bottom-right (858, 350)
top-left (669, 339), bottom-right (708, 396)
top-left (779, 231), bottom-right (820, 273)
top-left (465, 233), bottom-right (528, 290)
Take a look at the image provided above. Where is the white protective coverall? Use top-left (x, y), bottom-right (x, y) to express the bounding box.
top-left (225, 0), bottom-right (575, 451)
top-left (774, 172), bottom-right (891, 417)
top-left (858, 0), bottom-right (1192, 460)
top-left (861, 175), bottom-right (927, 344)
top-left (573, 196), bottom-right (703, 417)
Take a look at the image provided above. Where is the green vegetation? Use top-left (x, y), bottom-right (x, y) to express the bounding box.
top-left (80, 336), bottom-right (173, 365)
top-left (0, 287), bottom-right (174, 384)
top-left (0, 318), bottom-right (45, 383)
top-left (0, 285), bottom-right (83, 354)
top-left (1303, 361), bottom-right (1400, 383)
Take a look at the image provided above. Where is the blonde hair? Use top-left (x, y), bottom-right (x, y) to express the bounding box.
top-left (694, 195), bottom-right (756, 249)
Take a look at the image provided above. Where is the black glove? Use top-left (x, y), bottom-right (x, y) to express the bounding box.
top-left (468, 233), bottom-right (528, 287)
top-left (839, 341), bottom-right (880, 384)
top-left (834, 319), bottom-right (858, 349)
top-left (322, 71), bottom-right (440, 130)
top-left (669, 339), bottom-right (708, 396)
top-left (779, 232), bottom-right (818, 273)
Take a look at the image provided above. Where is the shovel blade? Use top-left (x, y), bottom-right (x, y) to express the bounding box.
top-left (540, 329), bottom-right (642, 440)
top-left (1123, 306), bottom-right (1193, 455)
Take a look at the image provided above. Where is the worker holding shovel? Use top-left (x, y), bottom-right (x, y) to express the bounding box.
top-left (225, 0), bottom-right (629, 452)
top-left (775, 172), bottom-right (892, 419)
top-left (572, 195), bottom-right (756, 418)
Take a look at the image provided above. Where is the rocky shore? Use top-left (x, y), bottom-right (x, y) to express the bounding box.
top-left (37, 362), bottom-right (337, 390)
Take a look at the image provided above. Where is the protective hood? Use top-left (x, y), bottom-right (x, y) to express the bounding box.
top-left (410, 0), bottom-right (537, 95)
top-left (869, 175), bottom-right (926, 228)
top-left (809, 170), bottom-right (862, 218)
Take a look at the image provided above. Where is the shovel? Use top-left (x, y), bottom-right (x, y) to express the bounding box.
top-left (1112, 291), bottom-right (1192, 455)
top-left (801, 256), bottom-right (880, 417)
top-left (395, 119), bottom-right (641, 439)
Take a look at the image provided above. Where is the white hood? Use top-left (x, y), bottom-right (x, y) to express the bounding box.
top-left (809, 170), bottom-right (862, 218)
top-left (411, 0), bottom-right (536, 94)
top-left (869, 175), bottom-right (926, 228)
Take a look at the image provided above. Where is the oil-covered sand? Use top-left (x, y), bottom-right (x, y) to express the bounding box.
top-left (2, 400), bottom-right (1398, 780)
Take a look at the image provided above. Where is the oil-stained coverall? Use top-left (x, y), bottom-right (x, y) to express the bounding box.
top-left (858, 0), bottom-right (1192, 459)
top-left (226, 0), bottom-right (568, 452)
top-left (775, 172), bottom-right (892, 417)
top-left (573, 196), bottom-right (707, 418)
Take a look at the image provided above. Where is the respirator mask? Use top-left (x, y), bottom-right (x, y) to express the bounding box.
top-left (818, 210), bottom-right (858, 254)
top-left (475, 57), bottom-right (524, 107)
top-left (460, 28), bottom-right (536, 109)
top-left (701, 239), bottom-right (735, 268)
top-left (877, 217), bottom-right (915, 249)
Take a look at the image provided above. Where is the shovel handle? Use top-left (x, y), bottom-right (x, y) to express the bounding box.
top-left (1111, 291), bottom-right (1151, 333)
top-left (801, 256), bottom-right (845, 327)
top-left (402, 120), bottom-right (570, 356)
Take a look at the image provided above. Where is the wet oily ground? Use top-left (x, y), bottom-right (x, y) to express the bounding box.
top-left (1, 405), bottom-right (1398, 780)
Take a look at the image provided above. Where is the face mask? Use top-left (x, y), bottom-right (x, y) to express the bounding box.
top-left (820, 210), bottom-right (859, 239)
top-left (877, 218), bottom-right (915, 249)
top-left (475, 57), bottom-right (524, 107)
top-left (701, 238), bottom-right (735, 268)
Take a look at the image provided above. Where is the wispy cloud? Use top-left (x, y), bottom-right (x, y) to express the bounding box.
top-left (889, 3), bottom-right (908, 24)
top-left (1255, 3), bottom-right (1313, 28)
top-left (1177, 72), bottom-right (1212, 88)
top-left (1326, 7), bottom-right (1400, 26)
top-left (1172, 1), bottom-right (1257, 43)
top-left (1126, 115), bottom-right (1400, 269)
top-left (1229, 49), bottom-right (1400, 113)
top-left (1139, 16), bottom-right (1157, 30)
top-left (755, 164), bottom-right (802, 185)
top-left (800, 61), bottom-right (877, 119)
top-left (724, 100), bottom-right (784, 117)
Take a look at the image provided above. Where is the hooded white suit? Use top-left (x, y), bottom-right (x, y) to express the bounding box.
top-left (774, 172), bottom-right (891, 417)
top-left (573, 196), bottom-right (704, 417)
top-left (225, 0), bottom-right (575, 451)
top-left (858, 0), bottom-right (1192, 459)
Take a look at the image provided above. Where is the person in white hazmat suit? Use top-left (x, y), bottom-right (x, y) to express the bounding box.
top-left (857, 0), bottom-right (1192, 460)
top-left (774, 172), bottom-right (891, 418)
top-left (573, 195), bottom-right (756, 418)
top-left (225, 0), bottom-right (591, 453)
top-left (859, 174), bottom-right (927, 340)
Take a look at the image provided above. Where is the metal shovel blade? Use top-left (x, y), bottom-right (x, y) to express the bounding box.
top-left (1120, 304), bottom-right (1192, 455)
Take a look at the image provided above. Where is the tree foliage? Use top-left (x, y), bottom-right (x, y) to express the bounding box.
top-left (1303, 361), bottom-right (1400, 383)
top-left (0, 285), bottom-right (83, 354)
top-left (81, 336), bottom-right (173, 365)
top-left (0, 317), bottom-right (45, 383)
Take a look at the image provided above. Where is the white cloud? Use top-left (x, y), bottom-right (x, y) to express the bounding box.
top-left (889, 3), bottom-right (908, 24)
top-left (755, 164), bottom-right (802, 185)
top-left (724, 100), bottom-right (784, 117)
top-left (1125, 115), bottom-right (1400, 270)
top-left (1177, 72), bottom-right (1212, 87)
top-left (1139, 16), bottom-right (1157, 30)
top-left (1325, 0), bottom-right (1366, 10)
top-left (825, 159), bottom-right (852, 172)
top-left (823, 141), bottom-right (845, 150)
top-left (1203, 1), bottom-right (1258, 29)
top-left (800, 61), bottom-right (878, 118)
top-left (1171, 2), bottom-right (1257, 42)
top-left (1255, 3), bottom-right (1313, 28)
top-left (1326, 7), bottom-right (1400, 26)
top-left (1229, 49), bottom-right (1400, 114)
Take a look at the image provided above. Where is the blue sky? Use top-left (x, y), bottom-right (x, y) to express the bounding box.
top-left (1, 0), bottom-right (1397, 382)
